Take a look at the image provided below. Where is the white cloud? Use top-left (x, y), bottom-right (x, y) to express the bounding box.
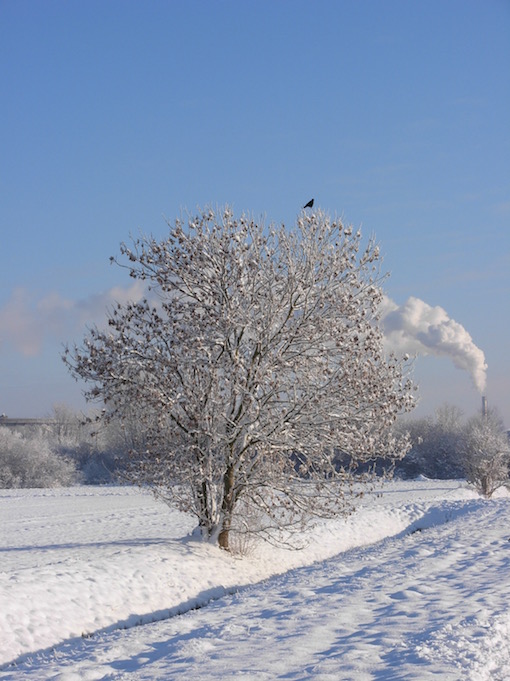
top-left (0, 283), bottom-right (146, 357)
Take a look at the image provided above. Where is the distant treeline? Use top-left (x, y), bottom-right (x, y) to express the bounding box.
top-left (1, 404), bottom-right (509, 497)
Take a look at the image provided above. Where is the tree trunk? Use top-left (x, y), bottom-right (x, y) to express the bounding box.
top-left (218, 463), bottom-right (235, 550)
top-left (218, 520), bottom-right (231, 551)
top-left (197, 479), bottom-right (210, 526)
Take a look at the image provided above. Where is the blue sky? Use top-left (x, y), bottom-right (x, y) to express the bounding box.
top-left (1, 0), bottom-right (509, 425)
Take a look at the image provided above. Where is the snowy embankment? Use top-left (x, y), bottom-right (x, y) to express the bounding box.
top-left (1, 480), bottom-right (509, 680)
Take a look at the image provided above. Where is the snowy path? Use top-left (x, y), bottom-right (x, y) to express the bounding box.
top-left (2, 485), bottom-right (510, 679)
top-left (1, 481), bottom-right (476, 666)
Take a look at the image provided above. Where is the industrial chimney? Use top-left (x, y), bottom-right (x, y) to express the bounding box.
top-left (482, 396), bottom-right (488, 419)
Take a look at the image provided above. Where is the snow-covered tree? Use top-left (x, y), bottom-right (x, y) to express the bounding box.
top-left (460, 410), bottom-right (510, 497)
top-left (0, 426), bottom-right (77, 488)
top-left (49, 403), bottom-right (84, 450)
top-left (64, 207), bottom-right (415, 549)
top-left (396, 404), bottom-right (466, 479)
top-left (48, 405), bottom-right (133, 484)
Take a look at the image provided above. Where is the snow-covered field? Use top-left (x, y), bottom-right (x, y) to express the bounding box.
top-left (1, 480), bottom-right (510, 680)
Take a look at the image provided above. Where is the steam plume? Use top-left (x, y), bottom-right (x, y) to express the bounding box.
top-left (381, 296), bottom-right (487, 394)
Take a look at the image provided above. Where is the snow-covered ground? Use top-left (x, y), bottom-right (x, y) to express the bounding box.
top-left (1, 480), bottom-right (510, 679)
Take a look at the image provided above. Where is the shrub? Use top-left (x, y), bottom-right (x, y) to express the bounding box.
top-left (0, 427), bottom-right (78, 488)
top-left (460, 411), bottom-right (510, 498)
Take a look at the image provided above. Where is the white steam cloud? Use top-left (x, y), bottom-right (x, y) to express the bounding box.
top-left (381, 296), bottom-right (487, 394)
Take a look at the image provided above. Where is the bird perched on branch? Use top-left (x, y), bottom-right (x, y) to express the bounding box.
top-left (303, 198), bottom-right (314, 209)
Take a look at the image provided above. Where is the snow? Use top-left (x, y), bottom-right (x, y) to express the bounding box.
top-left (1, 480), bottom-right (510, 679)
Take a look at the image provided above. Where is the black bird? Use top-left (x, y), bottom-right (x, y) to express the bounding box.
top-left (303, 198), bottom-right (314, 209)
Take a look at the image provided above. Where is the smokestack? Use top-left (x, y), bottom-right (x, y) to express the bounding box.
top-left (482, 396), bottom-right (488, 419)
